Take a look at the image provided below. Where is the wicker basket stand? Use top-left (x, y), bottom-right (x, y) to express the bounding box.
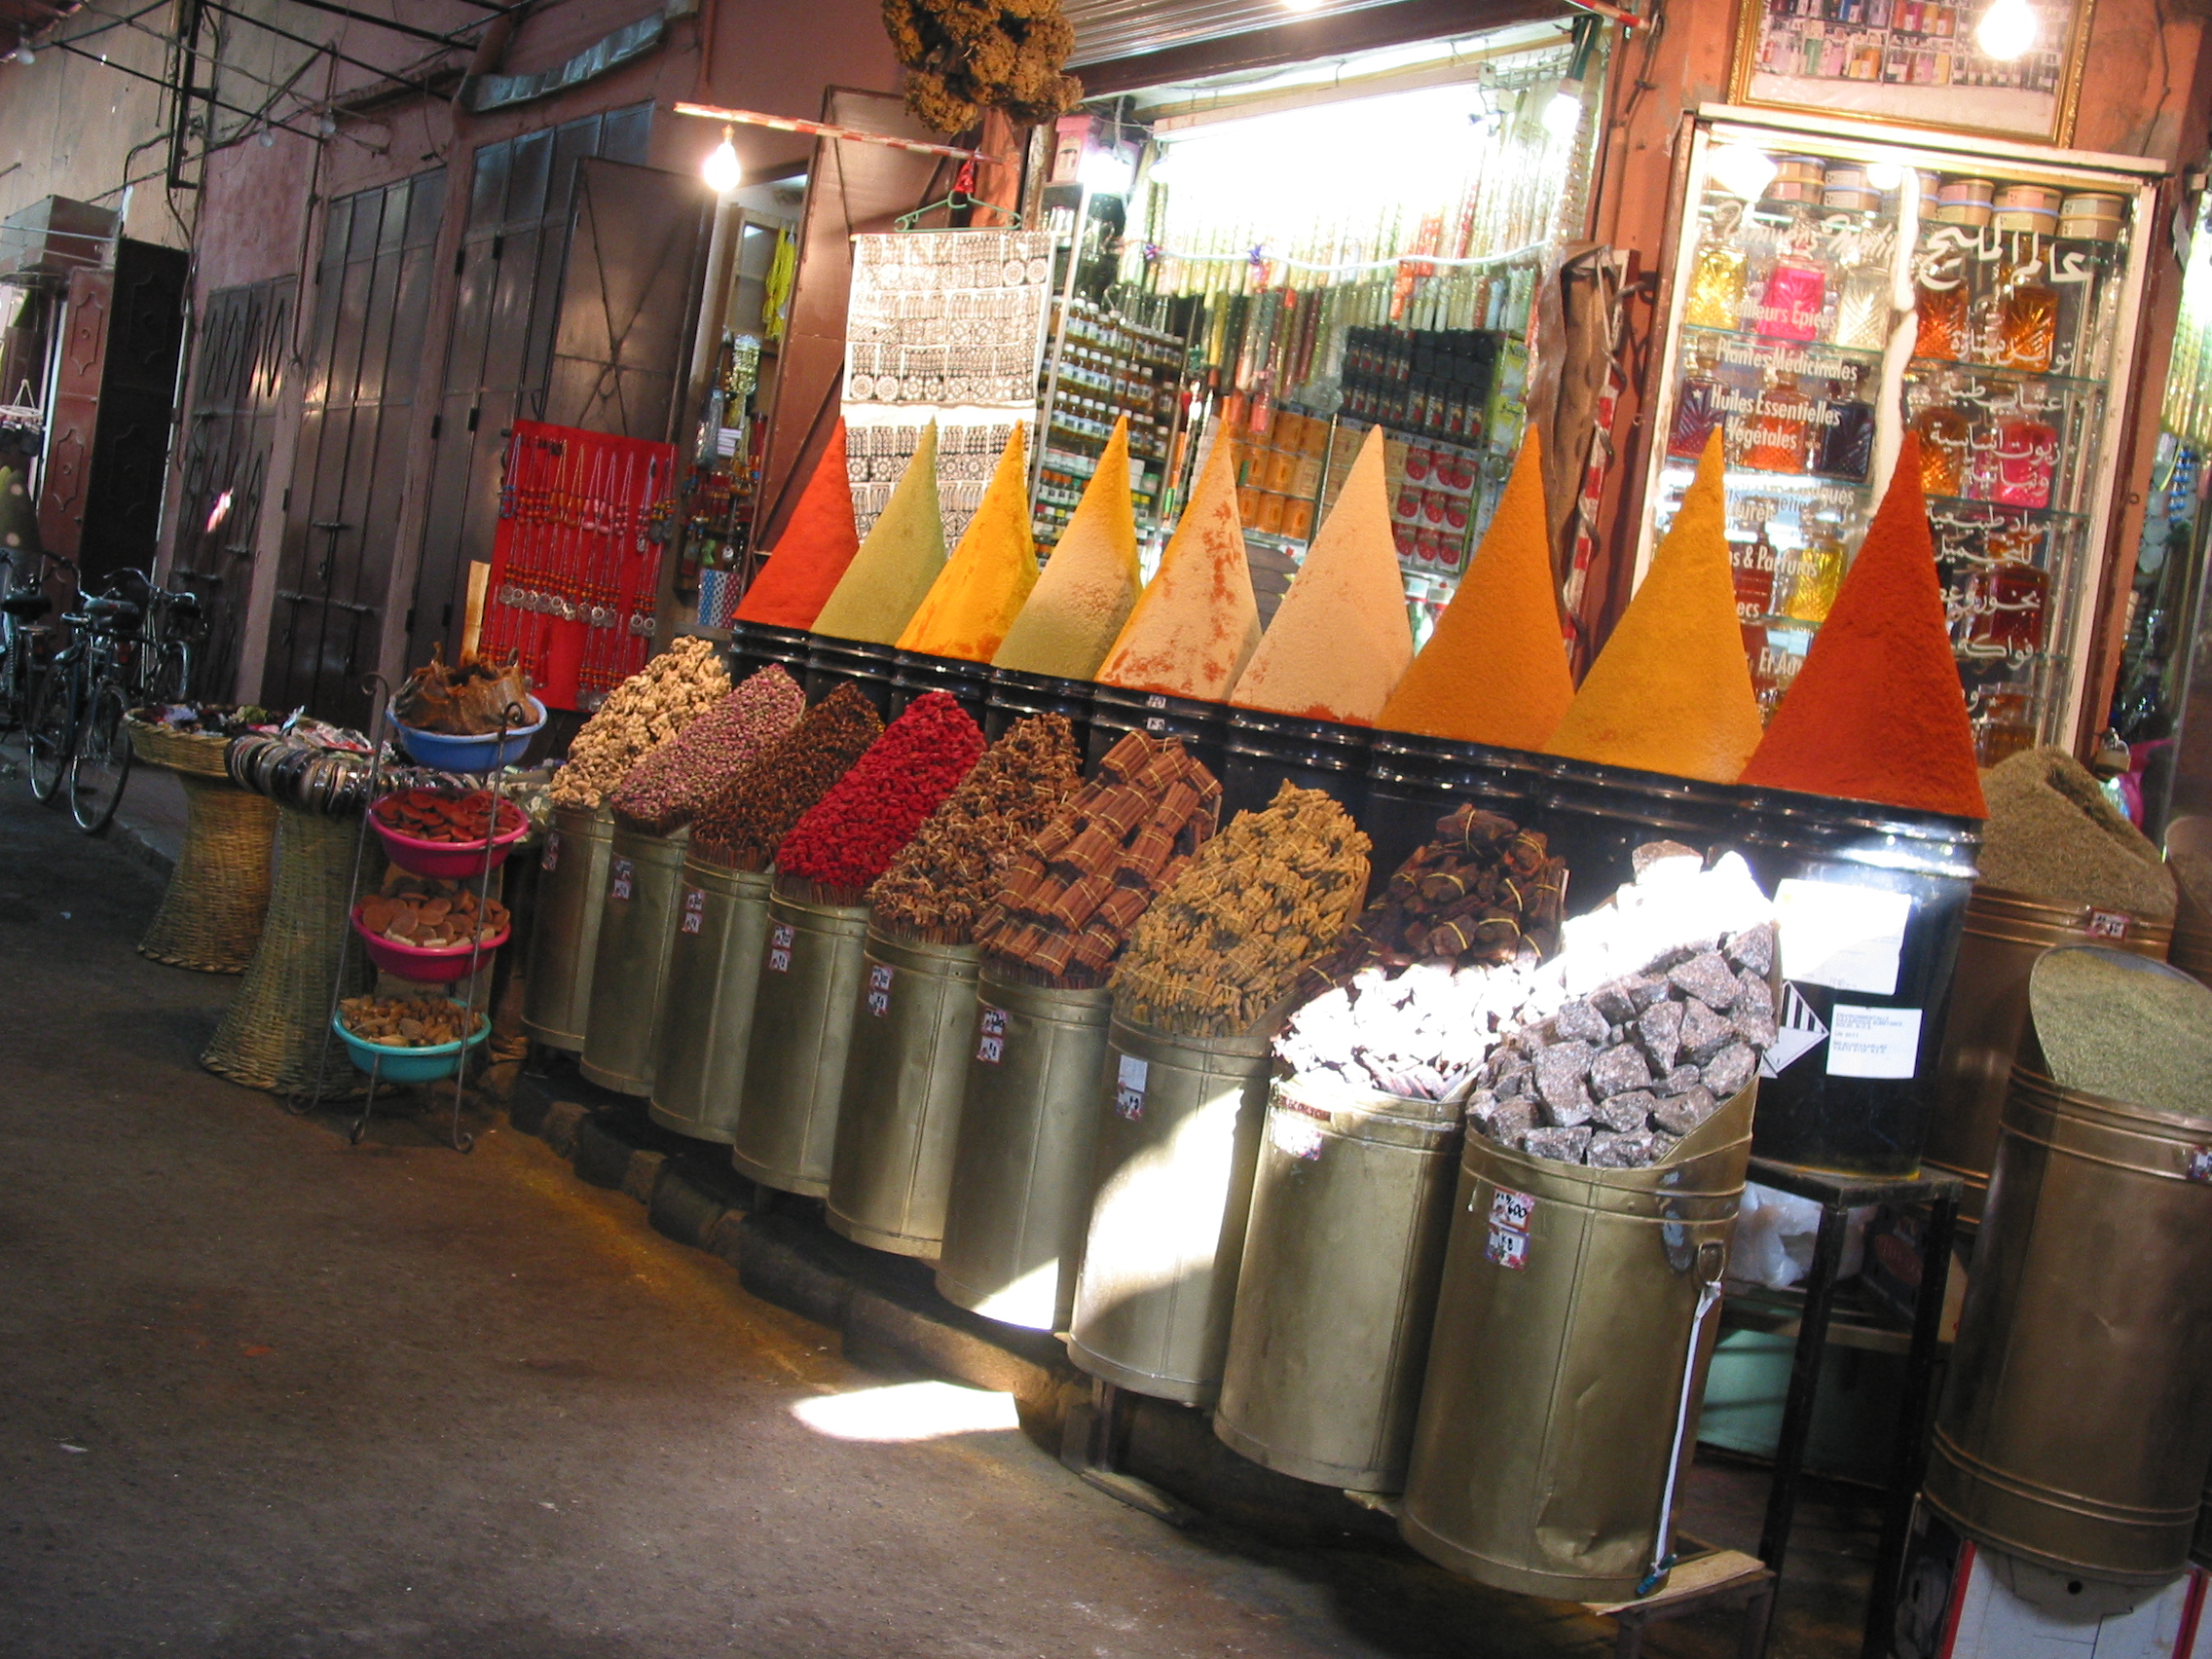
top-left (129, 719), bottom-right (277, 973)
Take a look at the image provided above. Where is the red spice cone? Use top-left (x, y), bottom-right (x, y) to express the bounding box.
top-left (733, 422), bottom-right (861, 629)
top-left (1739, 434), bottom-right (1986, 818)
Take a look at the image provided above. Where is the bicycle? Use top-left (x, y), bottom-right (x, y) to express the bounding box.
top-left (0, 548), bottom-right (71, 740)
top-left (29, 582), bottom-right (140, 833)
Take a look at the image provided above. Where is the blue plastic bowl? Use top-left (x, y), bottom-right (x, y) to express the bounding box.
top-left (388, 698), bottom-right (546, 771)
top-left (333, 1004), bottom-right (491, 1083)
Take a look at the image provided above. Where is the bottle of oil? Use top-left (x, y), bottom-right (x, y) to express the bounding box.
top-left (1998, 240), bottom-right (2059, 374)
top-left (1685, 200), bottom-right (1750, 330)
top-left (1915, 387), bottom-right (1972, 498)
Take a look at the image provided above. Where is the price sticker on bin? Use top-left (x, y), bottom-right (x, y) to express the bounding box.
top-left (975, 1007), bottom-right (1007, 1064)
top-left (767, 921), bottom-right (794, 973)
top-left (1486, 1186), bottom-right (1535, 1271)
top-left (680, 887), bottom-right (705, 935)
top-left (866, 963), bottom-right (894, 1017)
top-left (608, 857), bottom-right (634, 902)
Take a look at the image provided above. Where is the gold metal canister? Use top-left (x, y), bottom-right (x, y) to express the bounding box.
top-left (577, 823), bottom-right (690, 1096)
top-left (1399, 1086), bottom-right (1754, 1603)
top-left (730, 884), bottom-right (871, 1197)
top-left (1215, 1077), bottom-right (1461, 1493)
top-left (1926, 1029), bottom-right (2212, 1585)
top-left (521, 803), bottom-right (612, 1052)
top-left (827, 923), bottom-right (983, 1255)
top-left (646, 857), bottom-right (774, 1143)
top-left (1064, 1016), bottom-right (1273, 1405)
top-left (934, 969), bottom-right (1115, 1332)
top-left (1926, 886), bottom-right (2171, 1226)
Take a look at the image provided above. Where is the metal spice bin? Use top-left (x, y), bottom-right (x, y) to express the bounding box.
top-left (1215, 1076), bottom-right (1461, 1494)
top-left (827, 924), bottom-right (983, 1255)
top-left (1925, 886), bottom-right (2173, 1228)
top-left (731, 886), bottom-right (872, 1196)
top-left (935, 969), bottom-right (1116, 1331)
top-left (1065, 1015), bottom-right (1273, 1405)
top-left (521, 802), bottom-right (613, 1052)
top-left (578, 823), bottom-right (691, 1096)
top-left (647, 857), bottom-right (775, 1143)
top-left (1926, 979), bottom-right (2212, 1585)
top-left (1399, 1083), bottom-right (1754, 1603)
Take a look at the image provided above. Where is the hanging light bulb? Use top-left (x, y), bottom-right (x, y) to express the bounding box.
top-left (1709, 141), bottom-right (1781, 203)
top-left (1542, 80), bottom-right (1585, 140)
top-left (1975, 0), bottom-right (2039, 60)
top-left (703, 125), bottom-right (743, 194)
top-left (11, 43), bottom-right (34, 65)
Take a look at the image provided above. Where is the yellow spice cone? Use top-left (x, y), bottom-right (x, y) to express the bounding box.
top-left (1096, 432), bottom-right (1259, 702)
top-left (1542, 432), bottom-right (1763, 783)
top-left (1378, 429), bottom-right (1572, 749)
top-left (812, 422), bottom-right (945, 645)
top-left (898, 424), bottom-right (1039, 662)
top-left (1232, 424), bottom-right (1412, 724)
top-left (993, 418), bottom-right (1142, 679)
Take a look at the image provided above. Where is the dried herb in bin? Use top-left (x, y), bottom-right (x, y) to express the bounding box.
top-left (689, 683), bottom-right (883, 870)
top-left (773, 691), bottom-right (985, 903)
top-left (868, 714), bottom-right (1083, 943)
top-left (607, 666), bottom-right (805, 835)
top-left (550, 638), bottom-right (731, 808)
top-left (1112, 784), bottom-right (1369, 1038)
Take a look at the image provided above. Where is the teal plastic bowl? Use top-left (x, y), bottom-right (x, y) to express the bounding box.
top-left (388, 699), bottom-right (546, 771)
top-left (333, 1003), bottom-right (490, 1083)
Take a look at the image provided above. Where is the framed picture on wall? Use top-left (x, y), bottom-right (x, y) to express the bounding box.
top-left (1729, 0), bottom-right (2095, 145)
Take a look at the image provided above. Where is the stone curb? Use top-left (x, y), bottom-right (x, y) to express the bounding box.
top-left (504, 1065), bottom-right (1393, 1551)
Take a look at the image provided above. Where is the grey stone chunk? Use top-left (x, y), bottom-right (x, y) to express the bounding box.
top-left (1590, 979), bottom-right (1641, 1025)
top-left (1651, 1086), bottom-right (1718, 1136)
top-left (1587, 1128), bottom-right (1670, 1168)
top-left (1659, 1063), bottom-right (1704, 1097)
top-left (1736, 972), bottom-right (1775, 1018)
top-left (1626, 976), bottom-right (1671, 1012)
top-left (1474, 1096), bottom-right (1539, 1144)
top-left (1726, 922), bottom-right (1777, 977)
top-left (1589, 1043), bottom-right (1654, 1099)
top-left (1521, 1125), bottom-right (1594, 1162)
top-left (1640, 999), bottom-right (1684, 1072)
top-left (1595, 1089), bottom-right (1656, 1132)
top-left (1605, 1023), bottom-right (1627, 1048)
top-left (1734, 1006), bottom-right (1779, 1050)
top-left (1701, 1041), bottom-right (1757, 1100)
top-left (1669, 950), bottom-right (1742, 1010)
top-left (1493, 1063), bottom-right (1532, 1101)
top-left (1540, 1080), bottom-right (1596, 1128)
top-left (1679, 997), bottom-right (1739, 1062)
top-left (1555, 999), bottom-right (1609, 1044)
top-left (1534, 1040), bottom-right (1593, 1097)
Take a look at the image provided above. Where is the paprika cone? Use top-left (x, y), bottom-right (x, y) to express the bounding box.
top-left (1543, 432), bottom-right (1763, 783)
top-left (1378, 430), bottom-right (1571, 748)
top-left (1739, 434), bottom-right (1986, 818)
top-left (734, 421), bottom-right (862, 630)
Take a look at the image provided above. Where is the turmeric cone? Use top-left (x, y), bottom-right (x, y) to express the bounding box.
top-left (1378, 430), bottom-right (1571, 749)
top-left (733, 421), bottom-right (861, 630)
top-left (994, 418), bottom-right (1142, 679)
top-left (898, 424), bottom-right (1039, 662)
top-left (1096, 432), bottom-right (1259, 702)
top-left (1232, 424), bottom-right (1413, 724)
top-left (812, 423), bottom-right (945, 645)
top-left (1739, 435), bottom-right (1985, 817)
top-left (1543, 432), bottom-right (1763, 783)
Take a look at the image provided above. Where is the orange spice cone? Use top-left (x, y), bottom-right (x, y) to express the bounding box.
top-left (993, 417), bottom-right (1142, 679)
top-left (733, 421), bottom-right (862, 630)
top-left (1378, 429), bottom-right (1571, 749)
top-left (1739, 434), bottom-right (1986, 817)
top-left (1096, 431), bottom-right (1259, 702)
top-left (897, 424), bottom-right (1039, 662)
top-left (1542, 432), bottom-right (1763, 783)
top-left (1231, 424), bottom-right (1413, 724)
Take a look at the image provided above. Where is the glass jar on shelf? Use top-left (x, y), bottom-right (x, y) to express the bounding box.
top-left (1686, 198), bottom-right (1751, 331)
top-left (1830, 225), bottom-right (1895, 351)
top-left (1914, 386), bottom-right (1973, 498)
top-left (1744, 368), bottom-right (1813, 473)
top-left (1756, 209), bottom-right (1829, 342)
top-left (1729, 496), bottom-right (1782, 623)
top-left (1813, 363), bottom-right (1876, 482)
top-left (1998, 239), bottom-right (2060, 374)
top-left (1780, 509), bottom-right (1849, 625)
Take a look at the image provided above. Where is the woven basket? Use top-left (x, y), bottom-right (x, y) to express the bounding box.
top-left (139, 773), bottom-right (277, 973)
top-left (202, 803), bottom-right (382, 1098)
top-left (126, 718), bottom-right (233, 778)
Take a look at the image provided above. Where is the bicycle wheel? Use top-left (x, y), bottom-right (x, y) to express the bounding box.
top-left (147, 640), bottom-right (191, 706)
top-left (69, 682), bottom-right (131, 833)
top-left (26, 667), bottom-right (73, 804)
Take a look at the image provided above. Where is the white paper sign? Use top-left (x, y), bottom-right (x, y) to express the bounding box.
top-left (975, 1007), bottom-right (1007, 1064)
top-left (1825, 1005), bottom-right (1924, 1079)
top-left (866, 962), bottom-right (894, 1017)
top-left (1269, 1104), bottom-right (1325, 1161)
top-left (680, 887), bottom-right (705, 935)
top-left (1775, 879), bottom-right (1911, 996)
top-left (1115, 1054), bottom-right (1149, 1120)
top-left (608, 856), bottom-right (635, 902)
top-left (540, 831), bottom-right (561, 872)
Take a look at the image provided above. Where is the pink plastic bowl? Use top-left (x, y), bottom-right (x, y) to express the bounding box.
top-left (369, 805), bottom-right (530, 880)
top-left (351, 905), bottom-right (511, 983)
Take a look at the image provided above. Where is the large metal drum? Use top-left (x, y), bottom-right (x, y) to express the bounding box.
top-left (935, 971), bottom-right (1115, 1331)
top-left (827, 925), bottom-right (982, 1255)
top-left (1926, 887), bottom-right (2171, 1227)
top-left (1064, 1016), bottom-right (1273, 1405)
top-left (731, 886), bottom-right (871, 1196)
top-left (521, 803), bottom-right (613, 1051)
top-left (1400, 1085), bottom-right (1753, 1603)
top-left (1926, 1030), bottom-right (2212, 1584)
top-left (1215, 1079), bottom-right (1461, 1493)
top-left (647, 857), bottom-right (774, 1142)
top-left (578, 823), bottom-right (690, 1095)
